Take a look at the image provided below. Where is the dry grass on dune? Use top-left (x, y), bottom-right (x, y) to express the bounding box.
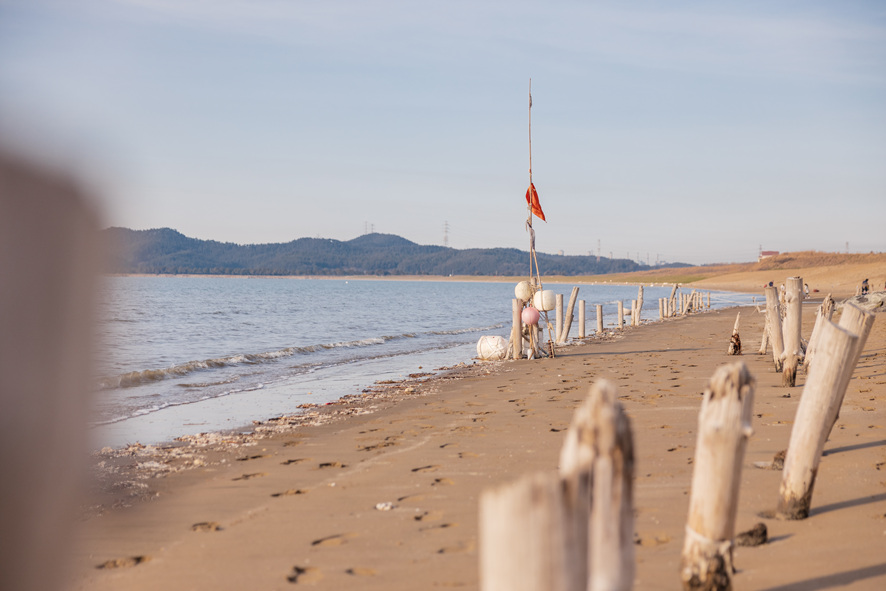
top-left (572, 251), bottom-right (886, 289)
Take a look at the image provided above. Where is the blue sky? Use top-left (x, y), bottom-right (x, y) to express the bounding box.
top-left (1, 1), bottom-right (884, 265)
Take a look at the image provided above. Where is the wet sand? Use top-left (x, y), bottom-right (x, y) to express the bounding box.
top-left (66, 280), bottom-right (886, 590)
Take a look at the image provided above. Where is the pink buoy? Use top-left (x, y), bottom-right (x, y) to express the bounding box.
top-left (521, 306), bottom-right (540, 326)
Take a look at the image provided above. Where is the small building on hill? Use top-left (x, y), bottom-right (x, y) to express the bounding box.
top-left (759, 250), bottom-right (779, 262)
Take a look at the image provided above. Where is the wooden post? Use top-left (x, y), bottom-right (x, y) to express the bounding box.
top-left (804, 294), bottom-right (835, 370)
top-left (511, 299), bottom-right (524, 360)
top-left (659, 298), bottom-right (664, 320)
top-left (669, 283), bottom-right (679, 315)
top-left (578, 300), bottom-right (586, 339)
top-left (681, 363), bottom-right (755, 591)
top-left (758, 314), bottom-right (770, 355)
top-left (0, 154), bottom-right (102, 591)
top-left (480, 471), bottom-right (588, 591)
top-left (630, 300), bottom-right (637, 327)
top-left (617, 300), bottom-right (624, 329)
top-left (706, 292), bottom-right (711, 309)
top-left (825, 303), bottom-right (876, 437)
top-left (596, 304), bottom-right (604, 335)
top-left (727, 312), bottom-right (741, 355)
top-left (558, 287), bottom-right (580, 344)
top-left (560, 380), bottom-right (635, 591)
top-left (782, 277), bottom-right (803, 387)
top-left (636, 285), bottom-right (644, 325)
top-left (764, 286), bottom-right (785, 372)
top-left (777, 320), bottom-right (859, 519)
top-left (556, 293), bottom-right (564, 344)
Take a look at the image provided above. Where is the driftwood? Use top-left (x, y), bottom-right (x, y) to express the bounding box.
top-left (781, 277), bottom-right (803, 387)
top-left (680, 363), bottom-right (755, 591)
top-left (777, 320), bottom-right (859, 519)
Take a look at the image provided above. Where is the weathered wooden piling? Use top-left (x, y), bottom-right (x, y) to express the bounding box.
top-left (578, 300), bottom-right (586, 339)
top-left (560, 380), bottom-right (635, 591)
top-left (480, 471), bottom-right (587, 591)
top-left (558, 287), bottom-right (580, 344)
top-left (727, 312), bottom-right (741, 355)
top-left (764, 286), bottom-right (785, 372)
top-left (758, 314), bottom-right (770, 355)
top-left (681, 363), bottom-right (755, 591)
top-left (596, 304), bottom-right (604, 335)
top-left (617, 301), bottom-right (624, 329)
top-left (781, 277), bottom-right (803, 386)
top-left (481, 380), bottom-right (634, 591)
top-left (804, 294), bottom-right (835, 370)
top-left (556, 293), bottom-right (564, 343)
top-left (511, 299), bottom-right (524, 360)
top-left (826, 302), bottom-right (876, 437)
top-left (777, 320), bottom-right (859, 519)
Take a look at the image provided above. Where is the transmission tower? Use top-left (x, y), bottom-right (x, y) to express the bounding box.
top-left (443, 221), bottom-right (449, 247)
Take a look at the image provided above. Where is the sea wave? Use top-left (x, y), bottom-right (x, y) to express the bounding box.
top-left (98, 332), bottom-right (426, 389)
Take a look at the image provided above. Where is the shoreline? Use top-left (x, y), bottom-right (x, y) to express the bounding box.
top-left (69, 301), bottom-right (886, 590)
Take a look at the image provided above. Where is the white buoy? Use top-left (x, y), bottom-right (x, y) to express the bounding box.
top-left (515, 281), bottom-right (533, 302)
top-left (532, 290), bottom-right (557, 312)
top-left (477, 335), bottom-right (508, 360)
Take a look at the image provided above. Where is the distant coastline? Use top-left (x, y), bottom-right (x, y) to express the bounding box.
top-left (106, 249), bottom-right (886, 298)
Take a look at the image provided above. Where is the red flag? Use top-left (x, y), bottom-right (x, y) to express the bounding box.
top-left (525, 182), bottom-right (546, 221)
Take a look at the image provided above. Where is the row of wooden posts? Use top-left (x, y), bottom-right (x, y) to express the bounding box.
top-left (485, 276), bottom-right (876, 590)
top-left (510, 285), bottom-right (713, 359)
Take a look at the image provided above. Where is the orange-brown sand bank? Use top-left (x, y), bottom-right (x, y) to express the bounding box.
top-left (67, 273), bottom-right (886, 590)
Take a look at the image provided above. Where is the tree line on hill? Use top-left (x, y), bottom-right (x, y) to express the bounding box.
top-left (103, 227), bottom-right (687, 277)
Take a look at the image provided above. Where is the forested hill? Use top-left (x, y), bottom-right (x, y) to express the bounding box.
top-left (104, 228), bottom-right (682, 277)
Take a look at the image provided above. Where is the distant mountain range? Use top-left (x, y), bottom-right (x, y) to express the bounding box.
top-left (103, 227), bottom-right (687, 277)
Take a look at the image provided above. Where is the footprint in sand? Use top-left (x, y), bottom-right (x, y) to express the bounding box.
top-left (283, 439), bottom-right (303, 447)
top-left (420, 522), bottom-right (458, 533)
top-left (318, 461), bottom-right (347, 469)
top-left (458, 452), bottom-right (479, 459)
top-left (412, 465), bottom-right (440, 473)
top-left (281, 458), bottom-right (310, 465)
top-left (236, 454), bottom-right (270, 462)
top-left (437, 540), bottom-right (476, 554)
top-left (191, 521), bottom-right (223, 532)
top-left (272, 488), bottom-right (309, 497)
top-left (432, 478), bottom-right (454, 486)
top-left (311, 533), bottom-right (357, 547)
top-left (397, 493), bottom-right (427, 503)
top-left (345, 567), bottom-right (377, 577)
top-left (96, 555), bottom-right (151, 570)
top-left (414, 510), bottom-right (444, 522)
top-left (288, 566), bottom-right (323, 584)
top-left (232, 472), bottom-right (266, 481)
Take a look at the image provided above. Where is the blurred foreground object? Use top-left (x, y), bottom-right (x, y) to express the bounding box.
top-left (0, 151), bottom-right (102, 590)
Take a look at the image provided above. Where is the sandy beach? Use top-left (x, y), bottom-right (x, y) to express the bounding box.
top-left (66, 265), bottom-right (885, 591)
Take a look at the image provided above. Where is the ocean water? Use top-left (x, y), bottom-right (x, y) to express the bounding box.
top-left (93, 276), bottom-right (757, 448)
